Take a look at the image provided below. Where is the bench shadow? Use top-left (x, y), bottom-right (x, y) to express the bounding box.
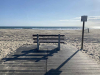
top-left (2, 46), bottom-right (60, 62)
top-left (44, 49), bottom-right (80, 75)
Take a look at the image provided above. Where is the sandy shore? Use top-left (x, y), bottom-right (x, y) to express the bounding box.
top-left (0, 29), bottom-right (100, 64)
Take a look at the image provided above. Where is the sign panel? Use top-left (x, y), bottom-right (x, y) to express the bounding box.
top-left (81, 16), bottom-right (87, 22)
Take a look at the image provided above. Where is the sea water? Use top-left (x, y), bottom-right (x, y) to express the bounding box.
top-left (0, 26), bottom-right (84, 30)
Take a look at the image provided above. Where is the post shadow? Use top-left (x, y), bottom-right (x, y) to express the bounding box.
top-left (44, 49), bottom-right (80, 75)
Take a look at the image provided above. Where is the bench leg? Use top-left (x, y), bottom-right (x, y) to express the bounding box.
top-left (58, 34), bottom-right (60, 50)
top-left (37, 34), bottom-right (39, 50)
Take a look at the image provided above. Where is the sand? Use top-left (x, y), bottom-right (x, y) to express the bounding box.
top-left (0, 29), bottom-right (100, 64)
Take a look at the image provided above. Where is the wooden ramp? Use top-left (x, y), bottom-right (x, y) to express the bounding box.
top-left (0, 44), bottom-right (100, 75)
top-left (46, 44), bottom-right (100, 75)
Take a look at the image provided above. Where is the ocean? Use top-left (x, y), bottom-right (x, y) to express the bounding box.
top-left (0, 26), bottom-right (85, 30)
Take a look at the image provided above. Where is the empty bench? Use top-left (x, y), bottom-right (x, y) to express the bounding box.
top-left (33, 34), bottom-right (65, 50)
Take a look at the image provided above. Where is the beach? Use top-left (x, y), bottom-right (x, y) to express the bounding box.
top-left (0, 29), bottom-right (100, 64)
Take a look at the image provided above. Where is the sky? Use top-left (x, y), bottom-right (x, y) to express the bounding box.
top-left (0, 0), bottom-right (100, 28)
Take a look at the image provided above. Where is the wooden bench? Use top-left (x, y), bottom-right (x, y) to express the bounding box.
top-left (33, 34), bottom-right (65, 50)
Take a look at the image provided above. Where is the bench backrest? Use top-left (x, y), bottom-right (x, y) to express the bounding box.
top-left (33, 34), bottom-right (65, 43)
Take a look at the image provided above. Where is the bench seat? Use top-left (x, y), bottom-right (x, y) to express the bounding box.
top-left (33, 40), bottom-right (65, 43)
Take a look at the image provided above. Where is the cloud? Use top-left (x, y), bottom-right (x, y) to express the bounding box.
top-left (73, 16), bottom-right (100, 21)
top-left (59, 16), bottom-right (100, 22)
top-left (59, 20), bottom-right (80, 21)
top-left (59, 17), bottom-right (81, 21)
top-left (59, 16), bottom-right (100, 28)
top-left (59, 20), bottom-right (69, 21)
top-left (73, 17), bottom-right (81, 20)
top-left (59, 19), bottom-right (80, 22)
top-left (88, 16), bottom-right (100, 21)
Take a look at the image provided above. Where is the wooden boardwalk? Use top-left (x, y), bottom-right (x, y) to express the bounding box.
top-left (0, 44), bottom-right (100, 75)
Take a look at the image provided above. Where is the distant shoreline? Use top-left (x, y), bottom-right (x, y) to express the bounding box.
top-left (0, 26), bottom-right (86, 30)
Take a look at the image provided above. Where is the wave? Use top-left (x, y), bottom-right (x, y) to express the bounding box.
top-left (0, 26), bottom-right (84, 30)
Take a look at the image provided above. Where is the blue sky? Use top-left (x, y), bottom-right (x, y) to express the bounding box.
top-left (0, 0), bottom-right (100, 28)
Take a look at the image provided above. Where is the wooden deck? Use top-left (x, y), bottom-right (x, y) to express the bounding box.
top-left (0, 44), bottom-right (100, 75)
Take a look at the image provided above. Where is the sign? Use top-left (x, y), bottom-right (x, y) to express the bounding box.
top-left (81, 15), bottom-right (88, 50)
top-left (81, 16), bottom-right (87, 22)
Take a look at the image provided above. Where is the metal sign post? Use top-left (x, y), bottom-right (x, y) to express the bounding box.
top-left (81, 16), bottom-right (88, 50)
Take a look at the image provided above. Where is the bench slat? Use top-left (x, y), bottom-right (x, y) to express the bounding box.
top-left (33, 38), bottom-right (65, 40)
top-left (33, 34), bottom-right (65, 37)
top-left (33, 40), bottom-right (64, 43)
